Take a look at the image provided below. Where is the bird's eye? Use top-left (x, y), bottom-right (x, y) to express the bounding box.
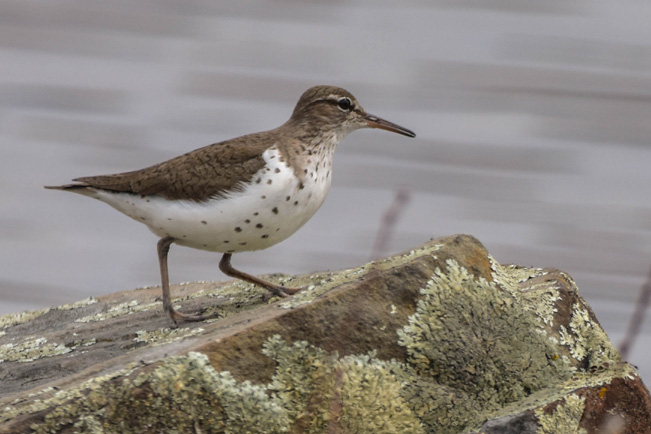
top-left (337, 97), bottom-right (353, 111)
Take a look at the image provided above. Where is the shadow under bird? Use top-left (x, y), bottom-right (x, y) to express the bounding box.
top-left (46, 85), bottom-right (416, 323)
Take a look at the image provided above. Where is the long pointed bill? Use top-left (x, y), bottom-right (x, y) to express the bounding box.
top-left (365, 114), bottom-right (416, 138)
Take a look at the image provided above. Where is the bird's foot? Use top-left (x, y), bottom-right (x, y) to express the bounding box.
top-left (261, 283), bottom-right (302, 301)
top-left (166, 308), bottom-right (220, 327)
top-left (279, 286), bottom-right (302, 295)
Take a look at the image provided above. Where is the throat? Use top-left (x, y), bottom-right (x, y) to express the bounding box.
top-left (281, 135), bottom-right (339, 184)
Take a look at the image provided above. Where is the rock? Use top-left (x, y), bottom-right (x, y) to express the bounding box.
top-left (1, 234), bottom-right (649, 433)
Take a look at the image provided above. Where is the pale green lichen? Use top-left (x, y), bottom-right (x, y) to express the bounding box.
top-left (263, 336), bottom-right (423, 433)
top-left (0, 298), bottom-right (98, 330)
top-left (263, 335), bottom-right (335, 428)
top-left (278, 270), bottom-right (368, 309)
top-left (186, 279), bottom-right (252, 300)
top-left (278, 242), bottom-right (444, 310)
top-left (490, 256), bottom-right (564, 331)
top-left (0, 362), bottom-right (141, 424)
top-left (133, 327), bottom-right (204, 345)
top-left (58, 297), bottom-right (98, 310)
top-left (0, 337), bottom-right (71, 363)
top-left (397, 259), bottom-right (573, 433)
top-left (491, 255), bottom-right (619, 372)
top-left (474, 361), bottom-right (637, 431)
top-left (69, 337), bottom-right (97, 349)
top-left (536, 394), bottom-right (586, 434)
top-left (0, 308), bottom-right (50, 330)
top-left (337, 354), bottom-right (423, 433)
top-left (489, 255), bottom-right (548, 293)
top-left (108, 351), bottom-right (290, 433)
top-left (519, 284), bottom-right (561, 327)
top-left (114, 355), bottom-right (286, 433)
top-left (13, 352), bottom-right (289, 434)
top-left (559, 305), bottom-right (619, 368)
top-left (75, 300), bottom-right (160, 323)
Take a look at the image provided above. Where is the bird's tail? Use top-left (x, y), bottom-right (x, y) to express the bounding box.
top-left (44, 184), bottom-right (88, 191)
top-left (44, 184), bottom-right (99, 198)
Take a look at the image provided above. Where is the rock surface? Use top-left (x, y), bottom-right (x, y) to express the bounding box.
top-left (1, 234), bottom-right (649, 433)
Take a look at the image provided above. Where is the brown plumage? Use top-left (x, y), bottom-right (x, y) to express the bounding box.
top-left (54, 133), bottom-right (273, 202)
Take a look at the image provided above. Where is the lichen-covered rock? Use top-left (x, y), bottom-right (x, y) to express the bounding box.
top-left (1, 234), bottom-right (649, 433)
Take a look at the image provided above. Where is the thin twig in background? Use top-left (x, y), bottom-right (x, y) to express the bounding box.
top-left (619, 261), bottom-right (651, 360)
top-left (370, 187), bottom-right (410, 261)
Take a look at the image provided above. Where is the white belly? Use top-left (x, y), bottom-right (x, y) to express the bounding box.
top-left (87, 148), bottom-right (333, 253)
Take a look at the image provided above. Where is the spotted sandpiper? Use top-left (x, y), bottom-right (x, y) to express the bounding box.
top-left (46, 85), bottom-right (416, 323)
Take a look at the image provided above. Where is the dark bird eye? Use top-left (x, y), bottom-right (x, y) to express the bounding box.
top-left (337, 97), bottom-right (353, 111)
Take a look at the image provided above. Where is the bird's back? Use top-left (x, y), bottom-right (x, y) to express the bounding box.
top-left (57, 131), bottom-right (280, 202)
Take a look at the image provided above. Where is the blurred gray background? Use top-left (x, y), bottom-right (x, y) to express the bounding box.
top-left (1, 1), bottom-right (650, 379)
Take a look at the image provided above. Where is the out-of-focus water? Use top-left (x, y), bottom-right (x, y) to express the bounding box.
top-left (1, 1), bottom-right (650, 379)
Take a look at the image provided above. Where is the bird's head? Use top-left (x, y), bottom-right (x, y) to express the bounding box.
top-left (287, 85), bottom-right (416, 141)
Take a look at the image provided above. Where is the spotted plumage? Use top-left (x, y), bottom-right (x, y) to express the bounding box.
top-left (46, 85), bottom-right (415, 323)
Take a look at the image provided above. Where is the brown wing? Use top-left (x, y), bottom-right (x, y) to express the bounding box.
top-left (72, 131), bottom-right (277, 202)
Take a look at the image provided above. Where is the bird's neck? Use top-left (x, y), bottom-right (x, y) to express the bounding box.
top-left (273, 123), bottom-right (341, 183)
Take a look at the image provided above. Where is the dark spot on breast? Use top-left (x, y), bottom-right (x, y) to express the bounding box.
top-left (235, 227), bottom-right (242, 232)
top-left (286, 196), bottom-right (291, 201)
top-left (227, 249), bottom-right (235, 253)
top-left (256, 178), bottom-right (261, 184)
top-left (261, 234), bottom-right (269, 239)
top-left (256, 223), bottom-right (263, 228)
top-left (203, 244), bottom-right (208, 247)
top-left (261, 195), bottom-right (266, 199)
top-left (146, 199), bottom-right (150, 203)
top-left (298, 182), bottom-right (305, 190)
top-left (253, 212), bottom-right (259, 216)
top-left (245, 219), bottom-right (251, 224)
top-left (294, 201), bottom-right (299, 206)
top-left (303, 169), bottom-right (308, 174)
top-left (239, 242), bottom-right (247, 246)
top-left (201, 220), bottom-right (207, 225)
top-left (267, 179), bottom-right (272, 185)
top-left (223, 240), bottom-right (230, 243)
top-left (274, 168), bottom-right (280, 173)
top-left (140, 217), bottom-right (147, 221)
top-left (272, 207), bottom-right (278, 214)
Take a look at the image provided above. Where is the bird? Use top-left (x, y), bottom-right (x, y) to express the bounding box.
top-left (46, 85), bottom-right (416, 323)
